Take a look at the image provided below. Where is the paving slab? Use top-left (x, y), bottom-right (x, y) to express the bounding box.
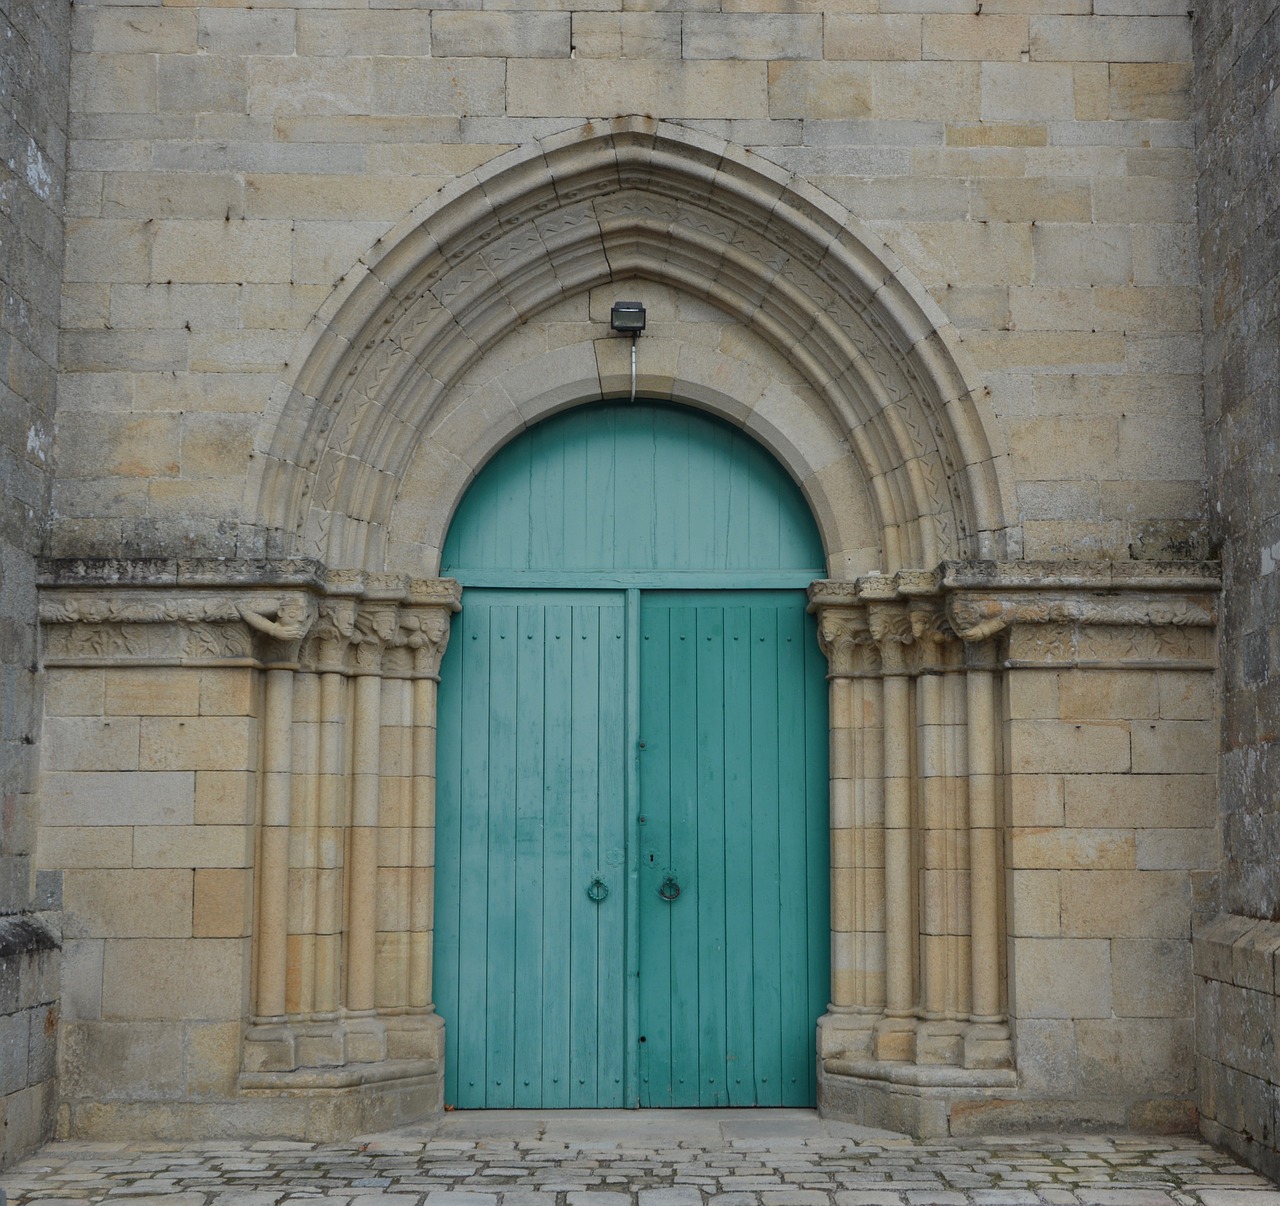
top-left (2, 1110), bottom-right (1277, 1206)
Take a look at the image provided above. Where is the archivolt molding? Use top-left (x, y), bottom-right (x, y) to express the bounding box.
top-left (252, 117), bottom-right (1017, 576)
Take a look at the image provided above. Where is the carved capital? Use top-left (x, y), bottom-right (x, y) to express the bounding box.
top-left (868, 602), bottom-right (914, 672)
top-left (352, 603), bottom-right (400, 673)
top-left (813, 605), bottom-right (869, 678)
top-left (400, 605), bottom-right (455, 679)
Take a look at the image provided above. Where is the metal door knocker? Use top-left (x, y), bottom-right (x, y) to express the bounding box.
top-left (586, 876), bottom-right (609, 902)
top-left (658, 873), bottom-right (681, 902)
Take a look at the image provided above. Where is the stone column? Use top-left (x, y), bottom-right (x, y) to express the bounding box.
top-left (868, 598), bottom-right (917, 1061)
top-left (387, 586), bottom-right (458, 1061)
top-left (345, 601), bottom-right (398, 1060)
top-left (961, 636), bottom-right (1011, 1068)
top-left (240, 594), bottom-right (317, 1073)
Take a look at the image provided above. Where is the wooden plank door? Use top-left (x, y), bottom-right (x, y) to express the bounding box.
top-left (435, 588), bottom-right (627, 1108)
top-left (636, 591), bottom-right (829, 1107)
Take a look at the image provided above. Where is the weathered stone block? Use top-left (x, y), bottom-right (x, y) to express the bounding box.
top-left (62, 869), bottom-right (193, 939)
top-left (101, 939), bottom-right (245, 1021)
top-left (1060, 870), bottom-right (1189, 938)
top-left (431, 12), bottom-right (567, 58)
top-left (1012, 938), bottom-right (1112, 1019)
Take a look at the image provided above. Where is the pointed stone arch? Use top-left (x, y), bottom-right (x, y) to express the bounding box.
top-left (252, 116), bottom-right (1017, 577)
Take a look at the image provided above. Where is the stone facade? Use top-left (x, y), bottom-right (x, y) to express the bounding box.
top-left (0, 0), bottom-right (1269, 1172)
top-left (1193, 0), bottom-right (1280, 1178)
top-left (0, 0), bottom-right (69, 1168)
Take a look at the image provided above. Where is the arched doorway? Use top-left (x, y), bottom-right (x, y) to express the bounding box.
top-left (433, 401), bottom-right (830, 1108)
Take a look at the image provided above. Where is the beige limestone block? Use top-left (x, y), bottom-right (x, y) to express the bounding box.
top-left (55, 412), bottom-right (181, 478)
top-left (101, 939), bottom-right (245, 1020)
top-left (1135, 828), bottom-right (1216, 871)
top-left (825, 14), bottom-right (923, 59)
top-left (63, 283), bottom-right (111, 330)
top-left (188, 329), bottom-right (294, 375)
top-left (1009, 869), bottom-right (1061, 936)
top-left (102, 172), bottom-right (244, 221)
top-left (973, 178), bottom-right (1091, 222)
top-left (1076, 1017), bottom-right (1194, 1094)
top-left (140, 717), bottom-right (256, 773)
top-left (1058, 670), bottom-right (1159, 721)
top-left (767, 62), bottom-right (873, 119)
top-left (64, 219), bottom-right (151, 284)
top-left (63, 869), bottom-right (193, 939)
top-left (1007, 720), bottom-right (1131, 776)
top-left (510, 59), bottom-right (768, 118)
top-left (1010, 827), bottom-right (1136, 870)
top-left (945, 123), bottom-right (1047, 146)
top-left (1131, 720), bottom-right (1215, 775)
top-left (42, 771), bottom-right (195, 828)
top-left (923, 14), bottom-right (1028, 58)
top-left (1006, 773), bottom-right (1065, 827)
top-left (1110, 62), bottom-right (1192, 119)
top-left (43, 717), bottom-right (141, 774)
top-left (433, 11), bottom-right (569, 57)
top-left (156, 55), bottom-right (248, 114)
top-left (151, 220), bottom-right (293, 285)
top-left (242, 175), bottom-right (425, 223)
top-left (1029, 15), bottom-right (1191, 61)
top-left (74, 8), bottom-right (197, 53)
top-left (108, 283), bottom-right (239, 331)
top-left (1005, 671), bottom-right (1059, 720)
top-left (888, 221), bottom-right (1033, 287)
top-left (1072, 62), bottom-right (1110, 119)
top-left (1060, 869), bottom-right (1188, 938)
top-left (572, 12), bottom-right (681, 57)
top-left (1032, 223), bottom-right (1133, 285)
top-left (197, 9), bottom-right (295, 55)
top-left (193, 870), bottom-right (251, 939)
top-left (1008, 416), bottom-right (1119, 481)
top-left (1157, 671), bottom-right (1214, 720)
top-left (60, 1020), bottom-right (186, 1101)
top-left (45, 670), bottom-right (105, 717)
top-left (38, 828), bottom-right (133, 871)
top-left (980, 62), bottom-right (1075, 120)
top-left (62, 940), bottom-right (105, 1023)
top-left (1062, 774), bottom-right (1213, 829)
top-left (684, 12), bottom-right (822, 57)
top-left (1012, 937), bottom-right (1112, 1018)
top-left (296, 12), bottom-right (427, 57)
top-left (105, 670), bottom-right (199, 718)
top-left (175, 414), bottom-right (259, 481)
top-left (185, 1021), bottom-right (241, 1099)
top-left (199, 671), bottom-right (256, 719)
top-left (870, 60), bottom-right (980, 117)
top-left (1111, 937), bottom-right (1191, 1017)
top-left (133, 826), bottom-right (251, 870)
top-left (1095, 176), bottom-right (1196, 224)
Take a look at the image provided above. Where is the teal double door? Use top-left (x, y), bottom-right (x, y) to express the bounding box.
top-left (432, 400), bottom-right (830, 1109)
top-left (435, 587), bottom-right (828, 1108)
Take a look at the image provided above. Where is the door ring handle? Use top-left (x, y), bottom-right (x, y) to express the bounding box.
top-left (658, 874), bottom-right (681, 902)
top-left (586, 876), bottom-right (608, 903)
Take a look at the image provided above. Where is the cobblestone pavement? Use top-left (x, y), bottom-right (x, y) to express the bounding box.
top-left (3, 1110), bottom-right (1278, 1206)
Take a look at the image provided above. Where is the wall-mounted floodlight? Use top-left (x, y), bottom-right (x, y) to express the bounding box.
top-left (610, 301), bottom-right (646, 334)
top-left (610, 301), bottom-right (647, 402)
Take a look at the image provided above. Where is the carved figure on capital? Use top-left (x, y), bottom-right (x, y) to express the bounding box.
top-left (309, 598), bottom-right (359, 672)
top-left (868, 602), bottom-right (915, 673)
top-left (815, 607), bottom-right (872, 678)
top-left (400, 607), bottom-right (454, 679)
top-left (238, 595), bottom-right (318, 662)
top-left (352, 603), bottom-right (400, 673)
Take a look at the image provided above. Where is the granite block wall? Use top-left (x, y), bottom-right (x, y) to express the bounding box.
top-left (1195, 0), bottom-right (1280, 1177)
top-left (0, 0), bottom-right (69, 1168)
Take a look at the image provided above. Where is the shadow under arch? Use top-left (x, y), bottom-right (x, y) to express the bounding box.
top-left (252, 116), bottom-right (1018, 577)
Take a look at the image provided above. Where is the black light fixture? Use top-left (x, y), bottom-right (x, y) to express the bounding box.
top-left (610, 300), bottom-right (646, 334)
top-left (610, 301), bottom-right (647, 402)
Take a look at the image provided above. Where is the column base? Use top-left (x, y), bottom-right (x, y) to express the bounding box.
top-left (818, 1057), bottom-right (1017, 1138)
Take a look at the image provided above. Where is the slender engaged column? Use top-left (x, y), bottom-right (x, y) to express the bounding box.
top-left (288, 671), bottom-right (321, 1017)
top-left (966, 647), bottom-right (1002, 1024)
top-left (347, 604), bottom-right (396, 1016)
top-left (870, 602), bottom-right (915, 1031)
top-left (256, 666), bottom-right (295, 1023)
